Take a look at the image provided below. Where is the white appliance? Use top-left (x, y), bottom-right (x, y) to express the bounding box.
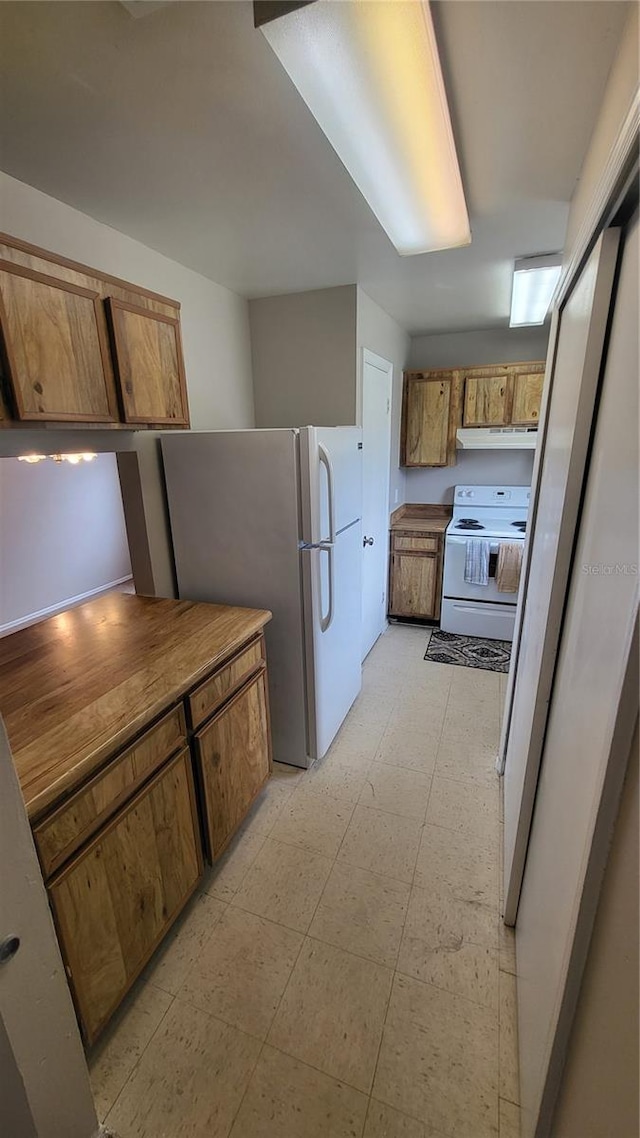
top-left (441, 485), bottom-right (530, 642)
top-left (456, 427), bottom-right (538, 450)
top-left (161, 427), bottom-right (362, 769)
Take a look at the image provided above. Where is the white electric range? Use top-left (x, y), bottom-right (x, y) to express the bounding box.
top-left (441, 485), bottom-right (531, 641)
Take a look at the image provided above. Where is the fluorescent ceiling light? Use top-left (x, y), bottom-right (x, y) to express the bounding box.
top-left (260, 0), bottom-right (470, 256)
top-left (510, 254), bottom-right (562, 327)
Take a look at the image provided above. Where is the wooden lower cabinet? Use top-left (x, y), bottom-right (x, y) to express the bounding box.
top-left (49, 748), bottom-right (202, 1044)
top-left (196, 668), bottom-right (272, 859)
top-left (388, 525), bottom-right (445, 620)
top-left (389, 550), bottom-right (439, 619)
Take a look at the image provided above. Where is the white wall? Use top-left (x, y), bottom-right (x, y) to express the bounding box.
top-left (0, 172), bottom-right (257, 597)
top-left (0, 173), bottom-right (255, 431)
top-left (563, 4), bottom-right (639, 264)
top-left (249, 285), bottom-right (357, 428)
top-left (357, 288), bottom-right (410, 508)
top-left (0, 454), bottom-right (131, 633)
top-left (404, 325), bottom-right (548, 502)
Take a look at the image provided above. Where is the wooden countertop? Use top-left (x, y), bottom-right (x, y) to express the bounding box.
top-left (0, 594), bottom-right (271, 821)
top-left (390, 504), bottom-right (452, 534)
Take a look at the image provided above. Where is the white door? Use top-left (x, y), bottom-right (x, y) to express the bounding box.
top-left (0, 720), bottom-right (97, 1138)
top-left (360, 349), bottom-right (393, 660)
top-left (502, 228), bottom-right (620, 922)
top-left (516, 210), bottom-right (638, 1138)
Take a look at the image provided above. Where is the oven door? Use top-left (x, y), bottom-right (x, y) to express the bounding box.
top-left (443, 535), bottom-right (523, 603)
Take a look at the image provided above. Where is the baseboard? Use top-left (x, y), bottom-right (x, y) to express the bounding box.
top-left (0, 577), bottom-right (134, 637)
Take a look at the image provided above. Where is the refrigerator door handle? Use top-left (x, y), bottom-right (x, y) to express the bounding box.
top-left (318, 442), bottom-right (336, 544)
top-left (319, 542), bottom-right (335, 633)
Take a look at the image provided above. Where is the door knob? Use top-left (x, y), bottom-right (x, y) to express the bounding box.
top-left (363, 536), bottom-right (374, 547)
top-left (0, 935), bottom-right (20, 964)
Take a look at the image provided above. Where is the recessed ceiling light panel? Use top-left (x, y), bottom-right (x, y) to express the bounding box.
top-left (261, 0), bottom-right (470, 256)
top-left (510, 254), bottom-right (562, 327)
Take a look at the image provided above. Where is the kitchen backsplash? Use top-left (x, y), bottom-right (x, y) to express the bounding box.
top-left (404, 448), bottom-right (535, 504)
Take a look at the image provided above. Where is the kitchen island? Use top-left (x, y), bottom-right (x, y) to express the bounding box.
top-left (0, 593), bottom-right (272, 1043)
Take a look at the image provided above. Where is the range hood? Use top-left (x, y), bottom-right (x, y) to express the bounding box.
top-left (456, 427), bottom-right (538, 450)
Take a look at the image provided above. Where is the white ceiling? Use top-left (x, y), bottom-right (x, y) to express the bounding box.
top-left (0, 1), bottom-right (630, 333)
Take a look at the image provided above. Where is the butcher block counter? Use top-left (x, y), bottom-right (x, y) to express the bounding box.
top-left (0, 593), bottom-right (273, 1043)
top-left (388, 504), bottom-right (452, 621)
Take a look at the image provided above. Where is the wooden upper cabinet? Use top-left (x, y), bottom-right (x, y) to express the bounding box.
top-left (512, 370), bottom-right (544, 425)
top-left (106, 298), bottom-right (189, 426)
top-left (463, 372), bottom-right (511, 427)
top-left (402, 373), bottom-right (458, 467)
top-left (0, 233), bottom-right (190, 429)
top-left (0, 260), bottom-right (117, 422)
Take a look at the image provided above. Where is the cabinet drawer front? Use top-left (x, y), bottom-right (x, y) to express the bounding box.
top-left (188, 635), bottom-right (265, 729)
top-left (34, 704), bottom-right (186, 878)
top-left (196, 669), bottom-right (272, 860)
top-left (49, 747), bottom-right (202, 1044)
top-left (393, 535), bottom-right (439, 553)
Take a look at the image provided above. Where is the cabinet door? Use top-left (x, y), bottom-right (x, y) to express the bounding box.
top-left (402, 375), bottom-right (452, 466)
top-left (463, 374), bottom-right (511, 426)
top-left (389, 551), bottom-right (438, 618)
top-left (106, 297), bottom-right (190, 425)
top-left (196, 669), bottom-right (272, 860)
top-left (0, 260), bottom-right (117, 422)
top-left (511, 371), bottom-right (544, 425)
top-left (49, 748), bottom-right (202, 1044)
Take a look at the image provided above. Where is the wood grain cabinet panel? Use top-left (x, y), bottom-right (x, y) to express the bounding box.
top-left (402, 374), bottom-right (452, 466)
top-left (188, 635), bottom-right (265, 730)
top-left (106, 297), bottom-right (189, 425)
top-left (34, 704), bottom-right (186, 879)
top-left (512, 371), bottom-right (544, 425)
top-left (0, 260), bottom-right (117, 422)
top-left (196, 669), bottom-right (272, 860)
top-left (389, 550), bottom-right (439, 619)
top-left (463, 373), bottom-right (511, 426)
top-left (49, 748), bottom-right (202, 1044)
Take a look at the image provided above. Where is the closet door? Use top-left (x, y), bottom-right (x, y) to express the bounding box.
top-left (501, 228), bottom-right (620, 923)
top-left (515, 212), bottom-right (638, 1138)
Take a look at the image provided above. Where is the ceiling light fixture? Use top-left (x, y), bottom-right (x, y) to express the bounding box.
top-left (510, 254), bottom-right (562, 327)
top-left (258, 0), bottom-right (470, 256)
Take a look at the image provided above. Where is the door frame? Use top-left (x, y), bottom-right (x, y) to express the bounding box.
top-left (359, 347), bottom-right (393, 659)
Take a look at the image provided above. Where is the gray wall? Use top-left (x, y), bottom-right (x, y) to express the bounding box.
top-left (250, 285), bottom-right (358, 428)
top-left (404, 325), bottom-right (548, 503)
top-left (0, 454), bottom-right (131, 634)
top-left (357, 288), bottom-right (411, 508)
top-left (0, 172), bottom-right (257, 599)
top-left (408, 325), bottom-right (550, 371)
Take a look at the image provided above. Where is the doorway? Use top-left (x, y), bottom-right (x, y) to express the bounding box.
top-left (360, 349), bottom-right (393, 661)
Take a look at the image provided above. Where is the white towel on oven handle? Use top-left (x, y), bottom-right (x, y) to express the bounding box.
top-left (464, 539), bottom-right (490, 586)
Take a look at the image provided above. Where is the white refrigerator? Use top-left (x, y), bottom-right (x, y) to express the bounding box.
top-left (161, 427), bottom-right (362, 768)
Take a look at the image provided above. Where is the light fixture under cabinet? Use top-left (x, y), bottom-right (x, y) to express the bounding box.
top-left (510, 254), bottom-right (562, 327)
top-left (259, 0), bottom-right (470, 256)
top-left (18, 452), bottom-right (97, 465)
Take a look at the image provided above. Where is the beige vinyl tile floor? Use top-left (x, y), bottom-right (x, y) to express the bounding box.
top-left (90, 623), bottom-right (520, 1138)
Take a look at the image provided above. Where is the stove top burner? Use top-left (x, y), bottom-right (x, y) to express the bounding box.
top-left (511, 521), bottom-right (527, 530)
top-left (456, 519), bottom-right (485, 530)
